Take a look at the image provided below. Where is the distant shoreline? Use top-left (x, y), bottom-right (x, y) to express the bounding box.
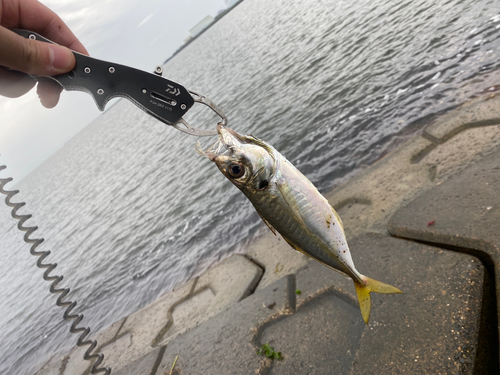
top-left (163, 0), bottom-right (245, 65)
top-left (102, 2), bottom-right (244, 115)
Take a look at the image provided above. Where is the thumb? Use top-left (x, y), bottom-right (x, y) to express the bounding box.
top-left (0, 27), bottom-right (76, 76)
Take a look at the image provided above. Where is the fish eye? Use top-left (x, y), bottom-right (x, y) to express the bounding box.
top-left (227, 162), bottom-right (244, 178)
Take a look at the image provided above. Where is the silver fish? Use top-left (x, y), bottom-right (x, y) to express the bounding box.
top-left (197, 124), bottom-right (402, 324)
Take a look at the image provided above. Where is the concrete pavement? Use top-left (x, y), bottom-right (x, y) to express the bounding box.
top-left (36, 93), bottom-right (500, 374)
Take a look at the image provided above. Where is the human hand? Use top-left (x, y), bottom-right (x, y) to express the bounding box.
top-left (0, 0), bottom-right (88, 108)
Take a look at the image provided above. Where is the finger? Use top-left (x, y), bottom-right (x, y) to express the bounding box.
top-left (36, 78), bottom-right (63, 108)
top-left (0, 66), bottom-right (36, 97)
top-left (0, 27), bottom-right (75, 76)
top-left (6, 0), bottom-right (89, 56)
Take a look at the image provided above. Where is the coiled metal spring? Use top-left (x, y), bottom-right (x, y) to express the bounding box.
top-left (0, 165), bottom-right (111, 375)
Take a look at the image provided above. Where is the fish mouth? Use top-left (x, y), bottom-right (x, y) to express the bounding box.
top-left (196, 124), bottom-right (245, 161)
top-left (217, 123), bottom-right (246, 150)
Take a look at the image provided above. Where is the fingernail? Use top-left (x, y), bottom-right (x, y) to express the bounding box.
top-left (48, 45), bottom-right (74, 73)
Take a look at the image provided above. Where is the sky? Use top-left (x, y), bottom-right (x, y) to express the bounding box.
top-left (0, 0), bottom-right (227, 182)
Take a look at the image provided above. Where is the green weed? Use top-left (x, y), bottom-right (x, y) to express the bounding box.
top-left (257, 343), bottom-right (283, 360)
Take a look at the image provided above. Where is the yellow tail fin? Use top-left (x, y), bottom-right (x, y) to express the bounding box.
top-left (354, 276), bottom-right (402, 324)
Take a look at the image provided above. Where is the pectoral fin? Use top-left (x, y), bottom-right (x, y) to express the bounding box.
top-left (258, 212), bottom-right (276, 235)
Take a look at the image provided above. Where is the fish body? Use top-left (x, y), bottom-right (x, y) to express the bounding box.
top-left (197, 125), bottom-right (402, 323)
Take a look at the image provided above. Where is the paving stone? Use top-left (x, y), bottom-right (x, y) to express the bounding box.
top-left (64, 342), bottom-right (111, 375)
top-left (322, 93), bottom-right (500, 242)
top-left (387, 147), bottom-right (500, 289)
top-left (264, 233), bottom-right (486, 375)
top-left (261, 292), bottom-right (364, 374)
top-left (158, 254), bottom-right (263, 345)
top-left (99, 333), bottom-right (132, 371)
top-left (100, 278), bottom-right (195, 373)
top-left (417, 125), bottom-right (500, 181)
top-left (34, 354), bottom-right (65, 375)
top-left (62, 254), bottom-right (262, 374)
top-left (388, 145), bottom-right (500, 264)
top-left (156, 276), bottom-right (296, 375)
top-left (112, 346), bottom-right (165, 375)
top-left (62, 345), bottom-right (89, 375)
top-left (388, 146), bottom-right (500, 370)
top-left (245, 232), bottom-right (310, 291)
top-left (152, 233), bottom-right (485, 375)
top-left (193, 254), bottom-right (263, 316)
top-left (324, 136), bottom-right (437, 238)
top-left (296, 234), bottom-right (483, 374)
top-left (95, 317), bottom-right (127, 344)
top-left (423, 93), bottom-right (500, 143)
top-left (348, 234), bottom-right (485, 375)
top-left (62, 317), bottom-right (127, 374)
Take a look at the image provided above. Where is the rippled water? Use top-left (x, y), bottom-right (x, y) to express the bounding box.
top-left (1, 0), bottom-right (499, 373)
